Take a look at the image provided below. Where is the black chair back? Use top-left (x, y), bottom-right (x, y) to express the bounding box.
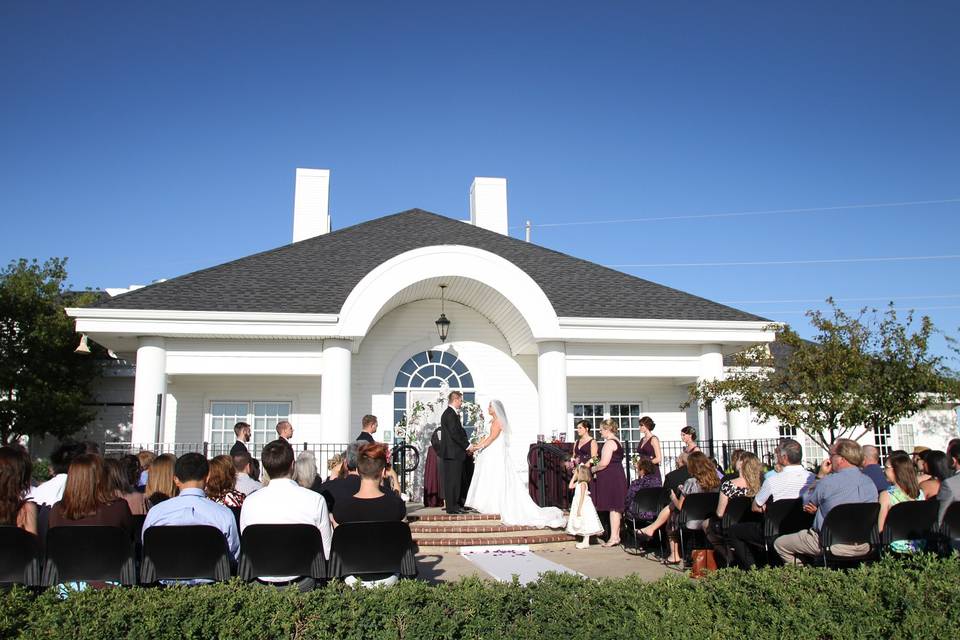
top-left (678, 492), bottom-right (720, 528)
top-left (229, 507), bottom-right (242, 531)
top-left (42, 525), bottom-right (136, 586)
top-left (141, 525), bottom-right (232, 583)
top-left (820, 502), bottom-right (880, 564)
top-left (628, 488), bottom-right (663, 519)
top-left (0, 527), bottom-right (42, 586)
top-left (328, 521), bottom-right (416, 580)
top-left (882, 500), bottom-right (938, 548)
top-left (238, 524), bottom-right (326, 581)
top-left (721, 496), bottom-right (756, 530)
top-left (942, 502), bottom-right (960, 543)
top-left (763, 499), bottom-right (814, 540)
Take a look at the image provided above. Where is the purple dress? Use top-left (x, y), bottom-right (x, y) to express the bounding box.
top-left (637, 437), bottom-right (661, 481)
top-left (594, 440), bottom-right (628, 513)
top-left (575, 439), bottom-right (595, 465)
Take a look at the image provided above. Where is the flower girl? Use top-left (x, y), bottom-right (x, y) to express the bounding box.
top-left (566, 464), bottom-right (605, 549)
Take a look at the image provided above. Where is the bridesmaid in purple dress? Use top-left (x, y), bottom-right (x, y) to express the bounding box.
top-left (573, 420), bottom-right (599, 466)
top-left (637, 416), bottom-right (663, 481)
top-left (592, 419), bottom-right (628, 547)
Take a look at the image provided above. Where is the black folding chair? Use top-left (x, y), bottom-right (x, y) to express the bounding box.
top-left (624, 487), bottom-right (667, 556)
top-left (238, 524), bottom-right (327, 584)
top-left (0, 527), bottom-right (42, 587)
top-left (881, 500), bottom-right (939, 556)
top-left (762, 499), bottom-right (814, 565)
top-left (328, 521), bottom-right (416, 582)
top-left (939, 501), bottom-right (960, 556)
top-left (140, 525), bottom-right (233, 584)
top-left (817, 502), bottom-right (881, 568)
top-left (229, 507), bottom-right (242, 531)
top-left (677, 492), bottom-right (719, 566)
top-left (42, 526), bottom-right (137, 586)
top-left (721, 496), bottom-right (757, 531)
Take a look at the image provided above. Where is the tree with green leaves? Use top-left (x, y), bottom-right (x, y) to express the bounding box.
top-left (0, 258), bottom-right (101, 445)
top-left (686, 299), bottom-right (960, 454)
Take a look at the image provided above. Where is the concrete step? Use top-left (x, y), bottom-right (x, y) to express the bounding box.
top-left (415, 531), bottom-right (576, 549)
top-left (409, 522), bottom-right (541, 534)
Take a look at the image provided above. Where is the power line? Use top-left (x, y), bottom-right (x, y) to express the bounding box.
top-left (607, 254), bottom-right (960, 268)
top-left (751, 305), bottom-right (960, 315)
top-left (720, 293), bottom-right (960, 304)
top-left (510, 197), bottom-right (960, 231)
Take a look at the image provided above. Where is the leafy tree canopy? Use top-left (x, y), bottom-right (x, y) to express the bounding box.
top-left (0, 257), bottom-right (101, 444)
top-left (687, 299), bottom-right (960, 453)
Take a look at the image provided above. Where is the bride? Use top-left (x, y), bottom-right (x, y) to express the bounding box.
top-left (465, 399), bottom-right (566, 529)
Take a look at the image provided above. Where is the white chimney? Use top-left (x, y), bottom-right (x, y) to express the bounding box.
top-left (469, 177), bottom-right (508, 235)
top-left (293, 168), bottom-right (331, 242)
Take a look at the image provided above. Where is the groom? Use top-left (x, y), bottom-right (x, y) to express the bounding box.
top-left (439, 390), bottom-right (471, 514)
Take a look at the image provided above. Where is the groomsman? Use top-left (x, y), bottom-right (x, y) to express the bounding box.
top-left (439, 391), bottom-right (470, 514)
top-left (356, 415), bottom-right (377, 443)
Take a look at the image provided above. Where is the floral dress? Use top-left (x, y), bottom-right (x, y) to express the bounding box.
top-left (720, 479), bottom-right (748, 499)
top-left (887, 486), bottom-right (926, 553)
top-left (212, 489), bottom-right (245, 508)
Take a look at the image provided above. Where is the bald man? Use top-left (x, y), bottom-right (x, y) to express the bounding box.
top-left (860, 445), bottom-right (888, 493)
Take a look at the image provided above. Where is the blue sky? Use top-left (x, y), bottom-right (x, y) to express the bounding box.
top-left (2, 2), bottom-right (958, 361)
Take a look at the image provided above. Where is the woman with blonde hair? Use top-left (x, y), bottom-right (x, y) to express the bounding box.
top-left (591, 419), bottom-right (629, 547)
top-left (145, 453), bottom-right (177, 507)
top-left (705, 452), bottom-right (763, 563)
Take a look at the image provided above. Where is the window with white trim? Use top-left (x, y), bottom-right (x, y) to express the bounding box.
top-left (210, 401), bottom-right (291, 446)
top-left (896, 422), bottom-right (915, 453)
top-left (572, 403), bottom-right (642, 442)
top-left (873, 425), bottom-right (894, 461)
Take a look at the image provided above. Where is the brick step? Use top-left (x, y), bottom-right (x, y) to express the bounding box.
top-left (409, 522), bottom-right (541, 534)
top-left (408, 512), bottom-right (501, 522)
top-left (414, 531), bottom-right (576, 548)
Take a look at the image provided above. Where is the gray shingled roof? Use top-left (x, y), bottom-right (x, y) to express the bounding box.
top-left (95, 209), bottom-right (767, 322)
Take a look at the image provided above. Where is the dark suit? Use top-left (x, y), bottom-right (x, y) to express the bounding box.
top-left (439, 405), bottom-right (469, 513)
top-left (356, 432), bottom-right (375, 444)
top-left (230, 440), bottom-right (249, 457)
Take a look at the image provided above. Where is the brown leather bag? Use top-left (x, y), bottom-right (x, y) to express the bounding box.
top-left (690, 549), bottom-right (718, 578)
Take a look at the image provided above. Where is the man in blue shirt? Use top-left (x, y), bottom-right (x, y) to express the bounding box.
top-left (774, 438), bottom-right (878, 565)
top-left (142, 452), bottom-right (241, 564)
top-left (860, 445), bottom-right (889, 493)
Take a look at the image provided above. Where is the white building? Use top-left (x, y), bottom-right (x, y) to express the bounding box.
top-left (67, 170), bottom-right (957, 469)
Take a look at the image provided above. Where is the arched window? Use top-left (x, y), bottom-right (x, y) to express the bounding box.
top-left (392, 350), bottom-right (475, 441)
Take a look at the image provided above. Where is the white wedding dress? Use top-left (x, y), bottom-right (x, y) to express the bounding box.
top-left (464, 400), bottom-right (566, 529)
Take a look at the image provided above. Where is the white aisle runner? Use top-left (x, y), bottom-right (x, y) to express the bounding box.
top-left (460, 545), bottom-right (584, 585)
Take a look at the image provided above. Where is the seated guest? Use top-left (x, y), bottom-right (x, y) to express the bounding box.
top-left (28, 441), bottom-right (84, 507)
top-left (919, 450), bottom-right (950, 500)
top-left (721, 449), bottom-right (747, 482)
top-left (318, 444), bottom-right (362, 512)
top-left (325, 454), bottom-right (345, 482)
top-left (878, 452), bottom-right (925, 553)
top-left (624, 458), bottom-right (663, 521)
top-left (663, 452), bottom-right (690, 498)
top-left (774, 439), bottom-right (878, 565)
top-left (294, 451), bottom-right (324, 493)
top-left (104, 458), bottom-right (148, 516)
top-left (726, 439), bottom-right (813, 569)
top-left (705, 452), bottom-right (763, 565)
top-left (240, 439), bottom-right (332, 590)
top-left (145, 453), bottom-right (177, 507)
top-left (638, 452), bottom-right (720, 565)
top-left (206, 455), bottom-right (246, 508)
top-left (120, 454), bottom-right (144, 497)
top-left (938, 441), bottom-right (960, 524)
top-left (143, 452), bottom-right (240, 564)
top-left (913, 446), bottom-right (932, 482)
top-left (136, 451), bottom-right (156, 490)
top-left (249, 458), bottom-right (262, 483)
top-left (332, 443), bottom-right (406, 526)
top-left (0, 446), bottom-right (38, 534)
top-left (232, 453), bottom-right (262, 496)
top-left (860, 445), bottom-right (889, 493)
top-left (49, 454), bottom-right (133, 534)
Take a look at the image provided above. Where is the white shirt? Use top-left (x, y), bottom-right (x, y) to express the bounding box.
top-left (753, 464), bottom-right (815, 507)
top-left (28, 474), bottom-right (68, 506)
top-left (239, 477), bottom-right (332, 582)
top-left (235, 472), bottom-right (262, 496)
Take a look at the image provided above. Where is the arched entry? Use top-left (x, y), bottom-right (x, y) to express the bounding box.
top-left (392, 349), bottom-right (476, 438)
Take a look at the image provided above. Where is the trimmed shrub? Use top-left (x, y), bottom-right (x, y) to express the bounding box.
top-left (1, 556), bottom-right (958, 639)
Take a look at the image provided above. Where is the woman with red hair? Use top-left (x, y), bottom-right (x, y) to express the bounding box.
top-left (331, 443), bottom-right (406, 526)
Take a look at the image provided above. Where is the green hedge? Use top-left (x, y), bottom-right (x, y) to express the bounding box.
top-left (2, 556), bottom-right (959, 640)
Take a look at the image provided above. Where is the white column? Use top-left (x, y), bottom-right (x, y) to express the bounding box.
top-left (320, 339), bottom-right (352, 443)
top-left (132, 337), bottom-right (167, 445)
top-left (697, 345), bottom-right (728, 441)
top-left (537, 341), bottom-right (568, 438)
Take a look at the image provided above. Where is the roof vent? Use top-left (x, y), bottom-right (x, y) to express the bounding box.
top-left (293, 168), bottom-right (331, 242)
top-left (469, 177), bottom-right (508, 235)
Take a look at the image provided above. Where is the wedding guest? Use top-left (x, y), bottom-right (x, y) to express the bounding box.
top-left (937, 441), bottom-right (960, 524)
top-left (705, 452), bottom-right (763, 564)
top-left (230, 422), bottom-right (251, 457)
top-left (0, 446), bottom-right (38, 534)
top-left (638, 451), bottom-right (720, 565)
top-left (573, 420), bottom-right (599, 466)
top-left (636, 417), bottom-right (662, 480)
top-left (353, 417), bottom-right (404, 500)
top-left (136, 451), bottom-right (155, 490)
top-left (240, 439), bottom-right (332, 590)
top-left (318, 444), bottom-right (363, 512)
top-left (145, 453), bottom-right (177, 507)
top-left (721, 449), bottom-right (747, 482)
top-left (912, 446), bottom-right (931, 482)
top-left (49, 454), bottom-right (133, 534)
top-left (294, 451), bottom-right (324, 493)
top-left (28, 441), bottom-right (84, 507)
top-left (119, 455), bottom-right (143, 496)
top-left (860, 445), bottom-right (889, 493)
top-left (331, 443), bottom-right (406, 526)
top-left (663, 452), bottom-right (691, 497)
top-left (878, 452), bottom-right (926, 553)
top-left (624, 458), bottom-right (663, 521)
top-left (206, 455), bottom-right (246, 508)
top-left (680, 427), bottom-right (700, 454)
top-left (919, 450), bottom-right (950, 499)
top-left (567, 465), bottom-right (604, 549)
top-left (233, 453), bottom-right (262, 496)
top-left (325, 454), bottom-right (345, 482)
top-left (103, 457), bottom-right (148, 516)
top-left (592, 419), bottom-right (628, 547)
